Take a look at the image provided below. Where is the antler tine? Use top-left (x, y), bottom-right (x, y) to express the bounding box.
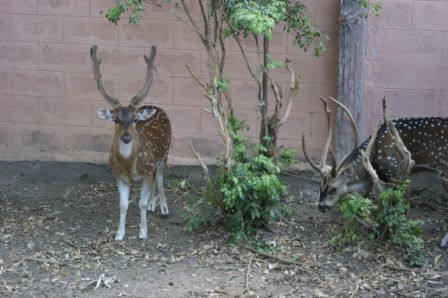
top-left (318, 96), bottom-right (333, 171)
top-left (131, 46), bottom-right (157, 107)
top-left (328, 96), bottom-right (360, 173)
top-left (302, 135), bottom-right (322, 173)
top-left (90, 45), bottom-right (120, 108)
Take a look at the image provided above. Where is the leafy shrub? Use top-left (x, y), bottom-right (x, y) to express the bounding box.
top-left (182, 115), bottom-right (292, 241)
top-left (333, 182), bottom-right (425, 267)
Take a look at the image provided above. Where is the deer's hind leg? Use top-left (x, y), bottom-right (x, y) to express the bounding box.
top-left (439, 171), bottom-right (448, 248)
top-left (155, 160), bottom-right (169, 219)
top-left (147, 170), bottom-right (157, 213)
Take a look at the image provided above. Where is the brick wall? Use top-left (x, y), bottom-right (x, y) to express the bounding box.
top-left (1, 1), bottom-right (446, 165)
top-left (0, 0), bottom-right (340, 164)
top-left (365, 0), bottom-right (448, 135)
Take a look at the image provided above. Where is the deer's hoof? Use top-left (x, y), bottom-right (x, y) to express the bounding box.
top-left (162, 214), bottom-right (169, 219)
top-left (139, 230), bottom-right (147, 240)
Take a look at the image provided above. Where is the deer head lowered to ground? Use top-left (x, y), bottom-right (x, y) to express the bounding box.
top-left (302, 96), bottom-right (448, 248)
top-left (91, 45), bottom-right (171, 241)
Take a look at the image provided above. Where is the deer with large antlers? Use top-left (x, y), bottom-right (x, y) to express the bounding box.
top-left (91, 45), bottom-right (171, 241)
top-left (302, 97), bottom-right (448, 248)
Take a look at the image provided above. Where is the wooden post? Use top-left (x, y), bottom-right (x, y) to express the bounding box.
top-left (336, 0), bottom-right (368, 161)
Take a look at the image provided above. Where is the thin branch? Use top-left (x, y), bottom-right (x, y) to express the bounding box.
top-left (244, 255), bottom-right (253, 291)
top-left (241, 245), bottom-right (309, 271)
top-left (279, 61), bottom-right (301, 126)
top-left (189, 144), bottom-right (210, 183)
top-left (198, 0), bottom-right (208, 24)
top-left (148, 0), bottom-right (205, 42)
top-left (232, 33), bottom-right (260, 85)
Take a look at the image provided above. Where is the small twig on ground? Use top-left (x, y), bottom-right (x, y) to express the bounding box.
top-left (60, 239), bottom-right (80, 250)
top-left (241, 245), bottom-right (310, 272)
top-left (244, 255), bottom-right (253, 291)
top-left (279, 287), bottom-right (300, 297)
top-left (350, 280), bottom-right (360, 298)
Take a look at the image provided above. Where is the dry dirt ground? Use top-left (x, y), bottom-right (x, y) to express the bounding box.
top-left (0, 161), bottom-right (447, 297)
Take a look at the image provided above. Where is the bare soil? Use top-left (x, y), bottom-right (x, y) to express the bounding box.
top-left (0, 161), bottom-right (447, 297)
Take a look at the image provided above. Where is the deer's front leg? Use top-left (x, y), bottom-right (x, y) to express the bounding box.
top-left (116, 179), bottom-right (130, 241)
top-left (139, 178), bottom-right (153, 239)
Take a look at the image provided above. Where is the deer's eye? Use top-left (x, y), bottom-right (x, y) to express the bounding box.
top-left (328, 187), bottom-right (337, 194)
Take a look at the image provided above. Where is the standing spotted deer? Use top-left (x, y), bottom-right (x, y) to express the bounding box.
top-left (91, 45), bottom-right (171, 241)
top-left (302, 96), bottom-right (448, 248)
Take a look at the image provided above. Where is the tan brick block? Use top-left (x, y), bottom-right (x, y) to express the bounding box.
top-left (170, 134), bottom-right (223, 160)
top-left (0, 0), bottom-right (37, 14)
top-left (119, 19), bottom-right (173, 48)
top-left (409, 61), bottom-right (448, 90)
top-left (12, 15), bottom-right (63, 42)
top-left (0, 69), bottom-right (12, 94)
top-left (368, 29), bottom-right (443, 61)
top-left (39, 97), bottom-right (92, 126)
top-left (39, 44), bottom-right (91, 72)
top-left (13, 70), bottom-right (64, 97)
top-left (441, 91), bottom-right (448, 115)
top-left (294, 83), bottom-right (337, 113)
top-left (119, 75), bottom-right (173, 104)
top-left (65, 72), bottom-right (119, 100)
top-left (369, 0), bottom-right (412, 29)
top-left (159, 104), bottom-right (201, 137)
top-left (0, 94), bottom-right (40, 123)
top-left (230, 80), bottom-right (259, 110)
top-left (64, 17), bottom-right (118, 45)
top-left (90, 0), bottom-right (116, 17)
top-left (0, 41), bottom-right (41, 69)
top-left (157, 49), bottom-right (202, 78)
top-left (144, 1), bottom-right (176, 21)
top-left (413, 1), bottom-right (448, 31)
top-left (365, 60), bottom-right (410, 89)
top-left (366, 88), bottom-right (442, 118)
top-left (175, 1), bottom-right (203, 22)
top-left (64, 125), bottom-right (112, 153)
top-left (173, 77), bottom-right (204, 106)
top-left (12, 123), bottom-right (65, 152)
top-left (270, 55), bottom-right (314, 83)
top-left (38, 0), bottom-right (90, 16)
top-left (93, 46), bottom-right (151, 75)
top-left (279, 112), bottom-right (310, 140)
top-left (201, 108), bottom-right (258, 138)
top-left (222, 51), bottom-right (258, 80)
top-left (0, 14), bottom-right (10, 40)
top-left (313, 57), bottom-right (337, 84)
top-left (173, 21), bottom-right (204, 50)
top-left (315, 0), bottom-right (339, 28)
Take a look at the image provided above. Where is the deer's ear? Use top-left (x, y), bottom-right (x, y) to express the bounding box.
top-left (137, 108), bottom-right (156, 121)
top-left (97, 108), bottom-right (114, 121)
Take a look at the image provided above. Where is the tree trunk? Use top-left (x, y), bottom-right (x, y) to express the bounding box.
top-left (259, 36), bottom-right (269, 147)
top-left (336, 0), bottom-right (368, 161)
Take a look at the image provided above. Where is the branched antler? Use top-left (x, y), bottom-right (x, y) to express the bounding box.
top-left (131, 46), bottom-right (157, 107)
top-left (90, 45), bottom-right (120, 108)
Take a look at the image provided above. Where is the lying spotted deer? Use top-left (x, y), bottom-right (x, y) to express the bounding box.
top-left (91, 45), bottom-right (171, 241)
top-left (302, 96), bottom-right (448, 248)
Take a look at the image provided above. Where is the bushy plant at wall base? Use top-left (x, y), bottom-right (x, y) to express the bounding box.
top-left (182, 116), bottom-right (292, 241)
top-left (332, 182), bottom-right (425, 267)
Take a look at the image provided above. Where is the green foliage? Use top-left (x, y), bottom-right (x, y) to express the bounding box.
top-left (333, 183), bottom-right (425, 267)
top-left (226, 0), bottom-right (326, 56)
top-left (356, 0), bottom-right (381, 16)
top-left (104, 0), bottom-right (144, 24)
top-left (182, 115), bottom-right (291, 240)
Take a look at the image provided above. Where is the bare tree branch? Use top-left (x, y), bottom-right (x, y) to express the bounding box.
top-left (148, 0), bottom-right (205, 43)
top-left (189, 144), bottom-right (210, 183)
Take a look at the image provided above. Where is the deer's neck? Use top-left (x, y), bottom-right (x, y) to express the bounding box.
top-left (119, 140), bottom-right (133, 159)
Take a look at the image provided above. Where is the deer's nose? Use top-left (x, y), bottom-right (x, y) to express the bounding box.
top-left (318, 204), bottom-right (331, 213)
top-left (122, 132), bottom-right (132, 144)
